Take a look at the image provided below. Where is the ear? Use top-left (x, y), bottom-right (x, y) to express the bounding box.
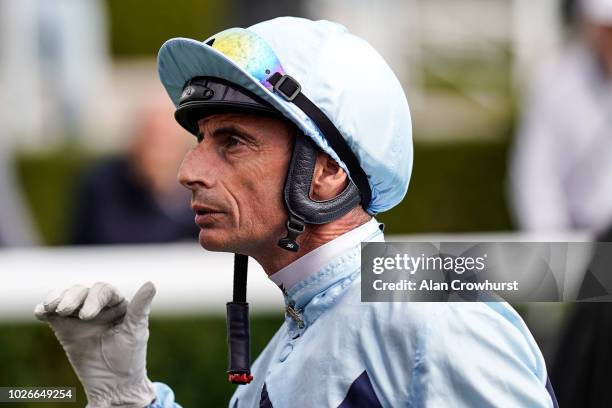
top-left (310, 151), bottom-right (349, 200)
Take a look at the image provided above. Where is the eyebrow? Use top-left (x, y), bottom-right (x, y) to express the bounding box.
top-left (208, 124), bottom-right (260, 145)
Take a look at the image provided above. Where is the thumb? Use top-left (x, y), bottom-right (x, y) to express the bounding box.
top-left (124, 282), bottom-right (156, 329)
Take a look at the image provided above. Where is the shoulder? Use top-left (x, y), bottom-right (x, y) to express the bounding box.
top-left (336, 293), bottom-right (550, 405)
top-left (418, 302), bottom-right (545, 374)
top-left (338, 279), bottom-right (518, 333)
top-left (337, 284), bottom-right (545, 376)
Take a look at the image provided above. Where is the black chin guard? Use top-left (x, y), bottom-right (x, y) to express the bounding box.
top-left (277, 134), bottom-right (361, 252)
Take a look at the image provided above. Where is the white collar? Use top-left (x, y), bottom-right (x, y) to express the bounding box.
top-left (269, 218), bottom-right (383, 292)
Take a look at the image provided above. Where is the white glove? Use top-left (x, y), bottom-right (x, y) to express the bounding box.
top-left (34, 282), bottom-right (157, 408)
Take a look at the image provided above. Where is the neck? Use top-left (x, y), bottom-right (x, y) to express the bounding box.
top-left (252, 207), bottom-right (371, 275)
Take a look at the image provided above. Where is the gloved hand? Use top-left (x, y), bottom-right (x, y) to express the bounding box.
top-left (34, 282), bottom-right (157, 408)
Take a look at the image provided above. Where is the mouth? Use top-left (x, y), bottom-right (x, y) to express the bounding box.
top-left (192, 204), bottom-right (225, 226)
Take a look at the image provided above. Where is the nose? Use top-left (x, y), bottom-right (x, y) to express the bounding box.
top-left (178, 143), bottom-right (215, 191)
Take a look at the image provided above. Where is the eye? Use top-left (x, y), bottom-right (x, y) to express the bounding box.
top-left (226, 136), bottom-right (245, 148)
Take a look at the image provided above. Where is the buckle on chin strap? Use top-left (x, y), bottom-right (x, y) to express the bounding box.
top-left (278, 215), bottom-right (305, 252)
top-left (272, 74), bottom-right (301, 101)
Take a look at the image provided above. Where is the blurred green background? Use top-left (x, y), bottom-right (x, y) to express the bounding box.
top-left (106, 0), bottom-right (228, 57)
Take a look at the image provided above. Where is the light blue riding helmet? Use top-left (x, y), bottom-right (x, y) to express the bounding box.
top-left (157, 16), bottom-right (413, 217)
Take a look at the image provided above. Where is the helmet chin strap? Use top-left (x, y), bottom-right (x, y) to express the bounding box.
top-left (278, 132), bottom-right (361, 252)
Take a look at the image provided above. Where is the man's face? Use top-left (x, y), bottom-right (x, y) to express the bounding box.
top-left (178, 113), bottom-right (294, 254)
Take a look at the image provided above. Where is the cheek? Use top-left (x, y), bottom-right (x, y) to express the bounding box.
top-left (242, 172), bottom-right (285, 214)
top-left (234, 164), bottom-right (288, 230)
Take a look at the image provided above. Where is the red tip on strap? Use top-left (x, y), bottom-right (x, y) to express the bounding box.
top-left (228, 373), bottom-right (254, 384)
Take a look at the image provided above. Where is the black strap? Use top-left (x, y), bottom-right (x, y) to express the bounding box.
top-left (233, 254), bottom-right (248, 302)
top-left (227, 254), bottom-right (252, 384)
top-left (267, 73), bottom-right (372, 209)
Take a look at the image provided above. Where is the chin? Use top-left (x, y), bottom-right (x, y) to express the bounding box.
top-left (198, 229), bottom-right (236, 253)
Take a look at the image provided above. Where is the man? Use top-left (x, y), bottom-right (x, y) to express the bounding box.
top-left (510, 2), bottom-right (612, 406)
top-left (71, 97), bottom-right (197, 245)
top-left (35, 17), bottom-right (556, 407)
top-left (510, 0), bottom-right (612, 236)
